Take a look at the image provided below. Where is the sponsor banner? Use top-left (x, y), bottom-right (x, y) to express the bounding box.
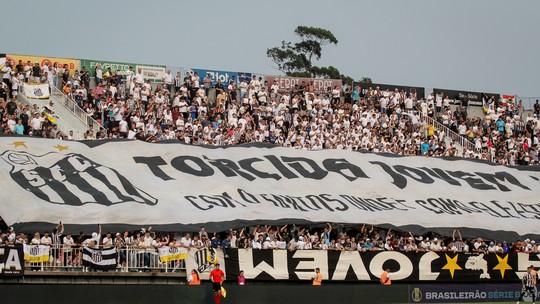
top-left (6, 54), bottom-right (79, 75)
top-left (185, 248), bottom-right (224, 280)
top-left (0, 245), bottom-right (24, 276)
top-left (221, 249), bottom-right (534, 283)
top-left (354, 82), bottom-right (426, 100)
top-left (80, 59), bottom-right (165, 82)
top-left (434, 88), bottom-right (501, 107)
top-left (82, 246), bottom-right (118, 271)
top-left (264, 75), bottom-right (342, 94)
top-left (158, 246), bottom-right (188, 262)
top-left (136, 65), bottom-right (166, 83)
top-left (0, 137), bottom-right (539, 237)
top-left (22, 82), bottom-right (50, 99)
top-left (409, 284), bottom-right (534, 303)
top-left (23, 244), bottom-right (50, 263)
top-left (189, 68), bottom-right (238, 86)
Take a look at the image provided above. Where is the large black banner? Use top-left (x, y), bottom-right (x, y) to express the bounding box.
top-left (354, 82), bottom-right (426, 99)
top-left (0, 245), bottom-right (24, 276)
top-left (222, 249), bottom-right (536, 282)
top-left (434, 88), bottom-right (501, 107)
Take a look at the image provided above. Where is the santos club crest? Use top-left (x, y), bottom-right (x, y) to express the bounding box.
top-left (0, 150), bottom-right (157, 206)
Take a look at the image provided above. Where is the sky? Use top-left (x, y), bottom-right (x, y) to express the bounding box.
top-left (2, 0), bottom-right (540, 98)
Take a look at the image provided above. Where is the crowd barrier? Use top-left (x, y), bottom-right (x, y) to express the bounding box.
top-left (24, 244), bottom-right (186, 273)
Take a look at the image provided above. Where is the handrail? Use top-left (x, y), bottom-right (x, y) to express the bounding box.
top-left (419, 114), bottom-right (476, 152)
top-left (50, 85), bottom-right (102, 132)
top-left (17, 89), bottom-right (84, 140)
top-left (22, 244), bottom-right (185, 273)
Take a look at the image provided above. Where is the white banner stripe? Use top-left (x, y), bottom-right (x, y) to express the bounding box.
top-left (0, 137), bottom-right (539, 236)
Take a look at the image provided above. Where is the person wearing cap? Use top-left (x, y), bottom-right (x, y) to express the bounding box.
top-left (430, 238), bottom-right (442, 252)
top-left (63, 81), bottom-right (72, 95)
top-left (487, 241), bottom-right (498, 253)
top-left (525, 240), bottom-right (537, 253)
top-left (89, 224), bottom-right (102, 246)
top-left (114, 232), bottom-right (127, 270)
top-left (524, 239), bottom-right (532, 251)
top-left (363, 238), bottom-right (373, 251)
top-left (406, 237), bottom-right (419, 252)
top-left (262, 236), bottom-right (273, 250)
top-left (419, 237), bottom-right (430, 252)
top-left (501, 241), bottom-right (510, 253)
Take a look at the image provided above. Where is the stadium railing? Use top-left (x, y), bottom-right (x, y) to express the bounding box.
top-left (418, 113), bottom-right (476, 153)
top-left (50, 85), bottom-right (102, 132)
top-left (24, 244), bottom-right (186, 273)
top-left (16, 88), bottom-right (85, 140)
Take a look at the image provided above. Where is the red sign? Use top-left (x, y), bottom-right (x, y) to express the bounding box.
top-left (264, 75), bottom-right (342, 94)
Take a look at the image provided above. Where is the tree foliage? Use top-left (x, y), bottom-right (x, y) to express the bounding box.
top-left (267, 26), bottom-right (354, 84)
top-left (359, 77), bottom-right (373, 84)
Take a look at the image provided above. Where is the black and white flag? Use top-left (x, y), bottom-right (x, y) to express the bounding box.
top-left (82, 247), bottom-right (118, 271)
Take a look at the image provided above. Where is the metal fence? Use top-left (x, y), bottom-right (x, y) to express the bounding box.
top-left (418, 113), bottom-right (476, 153)
top-left (24, 244), bottom-right (186, 273)
top-left (50, 85), bottom-right (102, 132)
top-left (16, 89), bottom-right (86, 140)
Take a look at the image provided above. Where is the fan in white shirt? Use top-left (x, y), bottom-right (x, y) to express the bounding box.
top-left (135, 69), bottom-right (144, 84)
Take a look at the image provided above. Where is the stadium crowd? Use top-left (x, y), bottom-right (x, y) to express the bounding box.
top-left (1, 222), bottom-right (537, 257)
top-left (1, 61), bottom-right (539, 166)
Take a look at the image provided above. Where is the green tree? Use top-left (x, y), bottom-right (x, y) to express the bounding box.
top-left (267, 26), bottom-right (354, 84)
top-left (359, 77), bottom-right (373, 84)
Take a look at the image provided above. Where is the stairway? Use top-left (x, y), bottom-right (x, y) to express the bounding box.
top-left (17, 93), bottom-right (86, 140)
top-left (17, 84), bottom-right (102, 140)
top-left (419, 114), bottom-right (475, 155)
top-left (49, 85), bottom-right (102, 134)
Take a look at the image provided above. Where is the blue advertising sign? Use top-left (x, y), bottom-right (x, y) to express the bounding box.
top-left (189, 68), bottom-right (238, 87)
top-left (409, 284), bottom-right (536, 303)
